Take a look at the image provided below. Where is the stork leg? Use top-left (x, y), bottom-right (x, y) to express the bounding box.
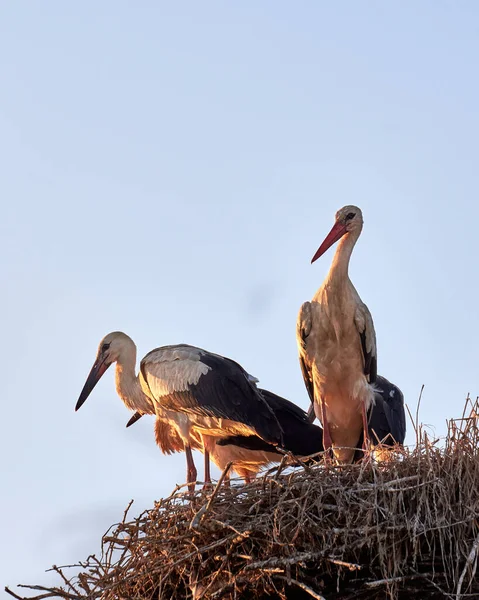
top-left (185, 445), bottom-right (197, 492)
top-left (203, 449), bottom-right (212, 489)
top-left (198, 433), bottom-right (212, 490)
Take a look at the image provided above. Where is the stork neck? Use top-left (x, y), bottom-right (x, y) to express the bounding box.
top-left (327, 230), bottom-right (359, 284)
top-left (115, 350), bottom-right (153, 414)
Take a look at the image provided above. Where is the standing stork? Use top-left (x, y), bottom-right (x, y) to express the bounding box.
top-left (297, 205), bottom-right (377, 463)
top-left (76, 332), bottom-right (283, 490)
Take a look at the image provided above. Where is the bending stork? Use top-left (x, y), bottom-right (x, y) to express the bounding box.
top-left (297, 205), bottom-right (377, 463)
top-left (76, 332), bottom-right (283, 490)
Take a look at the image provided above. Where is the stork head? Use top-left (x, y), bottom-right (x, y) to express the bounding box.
top-left (311, 205), bottom-right (363, 263)
top-left (75, 331), bottom-right (134, 411)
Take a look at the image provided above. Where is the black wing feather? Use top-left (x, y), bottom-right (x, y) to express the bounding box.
top-left (369, 375), bottom-right (406, 445)
top-left (218, 388), bottom-right (324, 456)
top-left (218, 423), bottom-right (324, 457)
top-left (258, 389), bottom-right (309, 423)
top-left (217, 435), bottom-right (280, 454)
top-left (297, 302), bottom-right (315, 404)
top-left (299, 356), bottom-right (315, 404)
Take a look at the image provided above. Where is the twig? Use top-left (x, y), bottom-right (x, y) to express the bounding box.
top-left (325, 557), bottom-right (361, 570)
top-left (456, 532), bottom-right (479, 599)
top-left (416, 384), bottom-right (424, 439)
top-left (5, 588), bottom-right (26, 600)
top-left (365, 575), bottom-right (418, 588)
top-left (276, 576), bottom-right (327, 600)
top-left (190, 462), bottom-right (232, 528)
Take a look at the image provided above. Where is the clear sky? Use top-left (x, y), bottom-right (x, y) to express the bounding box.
top-left (2, 1), bottom-right (479, 592)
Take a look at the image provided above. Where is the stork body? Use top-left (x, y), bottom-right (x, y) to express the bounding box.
top-left (76, 333), bottom-right (283, 490)
top-left (134, 388), bottom-right (325, 483)
top-left (297, 206), bottom-right (377, 463)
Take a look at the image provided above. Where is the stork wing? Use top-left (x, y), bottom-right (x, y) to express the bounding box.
top-left (354, 302), bottom-right (377, 384)
top-left (140, 346), bottom-right (283, 445)
top-left (216, 434), bottom-right (278, 454)
top-left (296, 302), bottom-right (315, 405)
top-left (370, 375), bottom-right (406, 445)
top-left (219, 423), bottom-right (324, 458)
top-left (259, 389), bottom-right (309, 423)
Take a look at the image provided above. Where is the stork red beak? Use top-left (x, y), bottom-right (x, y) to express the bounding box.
top-left (126, 412), bottom-right (143, 427)
top-left (311, 221), bottom-right (348, 263)
top-left (75, 358), bottom-right (111, 411)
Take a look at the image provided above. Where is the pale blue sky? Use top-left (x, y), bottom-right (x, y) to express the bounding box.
top-left (2, 1), bottom-right (478, 592)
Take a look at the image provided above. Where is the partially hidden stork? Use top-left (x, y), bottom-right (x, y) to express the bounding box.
top-left (297, 205), bottom-right (377, 463)
top-left (365, 375), bottom-right (406, 449)
top-left (76, 332), bottom-right (283, 490)
top-left (129, 388), bottom-right (325, 483)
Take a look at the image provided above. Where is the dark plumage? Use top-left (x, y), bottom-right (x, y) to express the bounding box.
top-left (217, 389), bottom-right (324, 458)
top-left (353, 375), bottom-right (406, 461)
top-left (369, 375), bottom-right (406, 445)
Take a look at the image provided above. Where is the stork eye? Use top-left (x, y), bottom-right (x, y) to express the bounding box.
top-left (346, 212), bottom-right (356, 221)
top-left (101, 343), bottom-right (111, 353)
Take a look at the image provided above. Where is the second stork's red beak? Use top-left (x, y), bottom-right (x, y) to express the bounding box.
top-left (75, 358), bottom-right (111, 411)
top-left (311, 221), bottom-right (348, 263)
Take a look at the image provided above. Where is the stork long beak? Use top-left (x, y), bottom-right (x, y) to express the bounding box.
top-left (126, 412), bottom-right (143, 427)
top-left (75, 357), bottom-right (111, 411)
top-left (311, 221), bottom-right (348, 263)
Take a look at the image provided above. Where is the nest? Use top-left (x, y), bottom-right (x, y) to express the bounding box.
top-left (6, 398), bottom-right (479, 600)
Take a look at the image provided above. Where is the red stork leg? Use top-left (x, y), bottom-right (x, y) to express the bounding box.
top-left (199, 433), bottom-right (212, 489)
top-left (185, 445), bottom-right (197, 493)
top-left (203, 449), bottom-right (212, 489)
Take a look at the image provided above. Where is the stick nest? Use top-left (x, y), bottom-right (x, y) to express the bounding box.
top-left (6, 399), bottom-right (479, 600)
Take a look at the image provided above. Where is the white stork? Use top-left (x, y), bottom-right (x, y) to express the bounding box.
top-left (297, 205), bottom-right (377, 463)
top-left (76, 332), bottom-right (283, 490)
